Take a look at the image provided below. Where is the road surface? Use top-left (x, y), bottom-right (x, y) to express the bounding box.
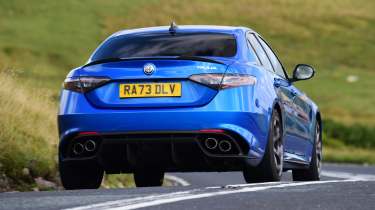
top-left (1, 163), bottom-right (375, 210)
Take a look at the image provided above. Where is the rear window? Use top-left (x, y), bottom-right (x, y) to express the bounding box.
top-left (91, 33), bottom-right (237, 61)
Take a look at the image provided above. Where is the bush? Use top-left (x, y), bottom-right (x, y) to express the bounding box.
top-left (323, 119), bottom-right (375, 149)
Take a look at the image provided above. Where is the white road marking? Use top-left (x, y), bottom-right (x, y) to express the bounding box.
top-left (170, 169), bottom-right (375, 187)
top-left (321, 170), bottom-right (375, 180)
top-left (65, 178), bottom-right (368, 210)
top-left (204, 181), bottom-right (292, 190)
top-left (65, 189), bottom-right (202, 210)
top-left (164, 174), bottom-right (191, 186)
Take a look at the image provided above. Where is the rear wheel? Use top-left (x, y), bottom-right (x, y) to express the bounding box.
top-left (59, 161), bottom-right (104, 190)
top-left (292, 122), bottom-right (322, 181)
top-left (134, 169), bottom-right (164, 187)
top-left (243, 109), bottom-right (284, 183)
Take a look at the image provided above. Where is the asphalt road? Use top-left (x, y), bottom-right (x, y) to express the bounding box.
top-left (1, 163), bottom-right (375, 210)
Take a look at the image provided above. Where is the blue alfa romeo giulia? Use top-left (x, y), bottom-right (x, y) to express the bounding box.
top-left (58, 23), bottom-right (322, 189)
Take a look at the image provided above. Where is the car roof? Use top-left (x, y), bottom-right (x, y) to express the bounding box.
top-left (111, 25), bottom-right (256, 37)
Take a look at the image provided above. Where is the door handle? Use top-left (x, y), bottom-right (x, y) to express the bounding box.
top-left (274, 79), bottom-right (281, 88)
top-left (291, 89), bottom-right (298, 97)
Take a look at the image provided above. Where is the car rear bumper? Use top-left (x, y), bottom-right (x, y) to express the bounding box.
top-left (60, 131), bottom-right (254, 173)
top-left (58, 88), bottom-right (271, 171)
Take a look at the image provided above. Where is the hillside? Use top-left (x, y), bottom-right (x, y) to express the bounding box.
top-left (0, 0), bottom-right (374, 190)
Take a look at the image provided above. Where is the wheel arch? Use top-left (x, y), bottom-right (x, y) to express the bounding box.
top-left (316, 111), bottom-right (323, 142)
top-left (272, 100), bottom-right (284, 134)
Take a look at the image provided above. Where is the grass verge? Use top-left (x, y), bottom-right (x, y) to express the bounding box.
top-left (324, 137), bottom-right (375, 165)
top-left (324, 146), bottom-right (375, 165)
top-left (0, 69), bottom-right (57, 191)
top-left (101, 174), bottom-right (135, 189)
top-left (0, 70), bottom-right (137, 191)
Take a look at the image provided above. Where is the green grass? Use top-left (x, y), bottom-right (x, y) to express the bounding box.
top-left (324, 147), bottom-right (375, 165)
top-left (0, 70), bottom-right (57, 191)
top-left (0, 0), bottom-right (374, 190)
top-left (101, 174), bottom-right (135, 189)
top-left (298, 68), bottom-right (375, 125)
top-left (324, 138), bottom-right (375, 165)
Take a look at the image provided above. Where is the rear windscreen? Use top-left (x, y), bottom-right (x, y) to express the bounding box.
top-left (91, 33), bottom-right (237, 61)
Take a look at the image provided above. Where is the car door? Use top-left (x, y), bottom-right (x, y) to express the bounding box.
top-left (246, 33), bottom-right (298, 157)
top-left (255, 35), bottom-right (310, 162)
top-left (289, 87), bottom-right (314, 154)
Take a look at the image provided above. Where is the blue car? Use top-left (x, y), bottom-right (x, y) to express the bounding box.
top-left (58, 24), bottom-right (322, 189)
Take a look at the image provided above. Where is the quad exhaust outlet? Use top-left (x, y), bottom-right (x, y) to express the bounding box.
top-left (72, 139), bottom-right (97, 156)
top-left (84, 140), bottom-right (96, 152)
top-left (72, 143), bottom-right (84, 155)
top-left (205, 138), bottom-right (218, 150)
top-left (204, 137), bottom-right (233, 153)
top-left (218, 140), bottom-right (232, 152)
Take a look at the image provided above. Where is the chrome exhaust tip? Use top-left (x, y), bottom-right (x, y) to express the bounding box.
top-left (205, 138), bottom-right (218, 150)
top-left (84, 140), bottom-right (96, 152)
top-left (218, 140), bottom-right (232, 152)
top-left (73, 143), bottom-right (84, 155)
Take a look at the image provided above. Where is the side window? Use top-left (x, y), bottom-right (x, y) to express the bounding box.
top-left (247, 34), bottom-right (273, 71)
top-left (257, 36), bottom-right (287, 79)
top-left (245, 34), bottom-right (261, 65)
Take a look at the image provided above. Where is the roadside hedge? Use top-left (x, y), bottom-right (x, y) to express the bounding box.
top-left (323, 119), bottom-right (375, 149)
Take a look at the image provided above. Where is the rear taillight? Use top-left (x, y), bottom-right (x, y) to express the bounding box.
top-left (220, 74), bottom-right (257, 89)
top-left (63, 77), bottom-right (110, 93)
top-left (189, 73), bottom-right (256, 90)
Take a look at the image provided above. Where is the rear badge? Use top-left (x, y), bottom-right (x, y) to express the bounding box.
top-left (197, 66), bottom-right (217, 70)
top-left (143, 63), bottom-right (156, 75)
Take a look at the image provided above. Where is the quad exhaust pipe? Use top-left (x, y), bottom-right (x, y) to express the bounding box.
top-left (205, 138), bottom-right (218, 150)
top-left (72, 143), bottom-right (84, 155)
top-left (204, 138), bottom-right (232, 153)
top-left (72, 139), bottom-right (97, 155)
top-left (84, 140), bottom-right (96, 152)
top-left (218, 140), bottom-right (232, 152)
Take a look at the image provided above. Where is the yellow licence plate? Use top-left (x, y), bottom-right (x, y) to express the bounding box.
top-left (119, 83), bottom-right (182, 98)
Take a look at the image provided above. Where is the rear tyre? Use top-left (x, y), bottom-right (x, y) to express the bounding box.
top-left (243, 109), bottom-right (284, 183)
top-left (59, 161), bottom-right (104, 190)
top-left (134, 170), bottom-right (164, 187)
top-left (292, 122), bottom-right (322, 181)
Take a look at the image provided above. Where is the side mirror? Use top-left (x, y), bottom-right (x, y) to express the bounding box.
top-left (292, 64), bottom-right (315, 82)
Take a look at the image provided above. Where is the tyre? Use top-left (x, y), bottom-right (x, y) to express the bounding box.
top-left (134, 169), bottom-right (164, 187)
top-left (243, 109), bottom-right (284, 183)
top-left (59, 161), bottom-right (104, 190)
top-left (292, 122), bottom-right (322, 181)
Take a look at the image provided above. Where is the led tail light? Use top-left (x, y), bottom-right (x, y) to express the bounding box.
top-left (189, 73), bottom-right (256, 89)
top-left (63, 77), bottom-right (110, 93)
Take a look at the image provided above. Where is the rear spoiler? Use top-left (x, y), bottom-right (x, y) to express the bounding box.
top-left (83, 56), bottom-right (225, 68)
